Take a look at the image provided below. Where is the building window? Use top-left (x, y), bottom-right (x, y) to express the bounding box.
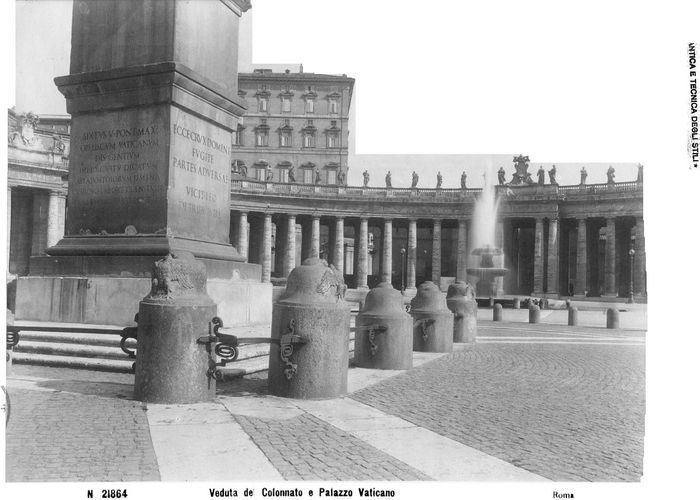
top-left (305, 99), bottom-right (315, 113)
top-left (329, 99), bottom-right (339, 114)
top-left (258, 98), bottom-right (269, 112)
top-left (256, 168), bottom-right (266, 181)
top-left (256, 131), bottom-right (268, 146)
top-left (278, 168), bottom-right (288, 183)
top-left (281, 132), bottom-right (292, 147)
top-left (282, 97), bottom-right (291, 112)
top-left (233, 126), bottom-right (244, 146)
top-left (327, 133), bottom-right (338, 148)
top-left (307, 85), bottom-right (315, 92)
top-left (304, 134), bottom-right (315, 148)
top-left (304, 169), bottom-right (313, 184)
top-left (327, 170), bottom-right (337, 185)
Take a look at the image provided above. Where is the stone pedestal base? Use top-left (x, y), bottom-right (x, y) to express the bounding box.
top-left (15, 274), bottom-right (271, 327)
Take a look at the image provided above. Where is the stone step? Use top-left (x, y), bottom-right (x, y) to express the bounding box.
top-left (11, 352), bottom-right (136, 373)
top-left (17, 331), bottom-right (137, 348)
top-left (15, 340), bottom-right (134, 360)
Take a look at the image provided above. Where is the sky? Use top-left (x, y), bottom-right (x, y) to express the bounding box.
top-left (2, 1), bottom-right (700, 499)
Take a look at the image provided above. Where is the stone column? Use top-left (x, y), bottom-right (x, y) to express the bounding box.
top-left (432, 219), bottom-right (442, 286)
top-left (546, 218), bottom-right (559, 298)
top-left (604, 217), bottom-right (617, 297)
top-left (262, 214), bottom-right (272, 283)
top-left (7, 186), bottom-right (12, 270)
top-left (457, 219), bottom-right (467, 282)
top-left (495, 219), bottom-right (505, 296)
top-left (533, 217), bottom-right (545, 295)
top-left (357, 217), bottom-right (369, 289)
top-left (382, 219), bottom-right (393, 284)
top-left (333, 217), bottom-right (345, 275)
top-left (236, 212), bottom-right (248, 262)
top-left (575, 218), bottom-right (587, 297)
top-left (406, 218), bottom-right (418, 293)
top-left (283, 215), bottom-right (297, 278)
top-left (46, 191), bottom-right (64, 249)
top-left (31, 192), bottom-right (49, 257)
top-left (311, 216), bottom-right (321, 259)
top-left (634, 217), bottom-right (646, 298)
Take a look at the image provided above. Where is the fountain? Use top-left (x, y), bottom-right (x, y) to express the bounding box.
top-left (466, 164), bottom-right (508, 298)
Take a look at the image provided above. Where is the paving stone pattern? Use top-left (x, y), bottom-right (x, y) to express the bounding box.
top-left (351, 342), bottom-right (646, 482)
top-left (234, 413), bottom-right (434, 481)
top-left (6, 388), bottom-right (160, 482)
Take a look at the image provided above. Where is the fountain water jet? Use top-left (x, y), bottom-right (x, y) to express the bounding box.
top-left (466, 165), bottom-right (508, 298)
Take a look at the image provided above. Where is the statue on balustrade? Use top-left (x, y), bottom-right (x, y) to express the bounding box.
top-left (548, 165), bottom-right (557, 184)
top-left (315, 168), bottom-right (322, 184)
top-left (537, 166), bottom-right (545, 185)
top-left (460, 172), bottom-right (467, 189)
top-left (497, 167), bottom-right (506, 185)
top-left (385, 171), bottom-right (392, 188)
top-left (436, 171), bottom-right (443, 189)
top-left (580, 166), bottom-right (587, 185)
top-left (607, 165), bottom-right (616, 184)
top-left (337, 169), bottom-right (346, 185)
top-left (266, 165), bottom-right (274, 182)
top-left (510, 154), bottom-right (534, 184)
top-left (363, 170), bottom-right (370, 187)
top-left (637, 163), bottom-right (643, 182)
top-left (411, 171), bottom-right (419, 188)
top-left (288, 165), bottom-right (296, 183)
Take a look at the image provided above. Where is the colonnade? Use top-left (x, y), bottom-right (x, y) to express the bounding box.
top-left (232, 210), bottom-right (647, 299)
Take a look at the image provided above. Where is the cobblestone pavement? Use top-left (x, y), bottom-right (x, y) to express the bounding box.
top-left (351, 326), bottom-right (646, 482)
top-left (234, 413), bottom-right (433, 481)
top-left (5, 387), bottom-right (160, 482)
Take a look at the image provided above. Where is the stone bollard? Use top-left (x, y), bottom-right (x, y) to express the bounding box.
top-left (358, 299), bottom-right (365, 312)
top-left (606, 307), bottom-right (620, 329)
top-left (134, 253), bottom-right (217, 404)
top-left (568, 306), bottom-right (578, 326)
top-left (529, 304), bottom-right (540, 324)
top-left (446, 281), bottom-right (477, 343)
top-left (269, 258), bottom-right (351, 399)
top-left (493, 303), bottom-right (503, 321)
top-left (513, 298), bottom-right (520, 309)
top-left (528, 298), bottom-right (535, 308)
top-left (410, 282), bottom-right (454, 353)
top-left (355, 283), bottom-right (412, 370)
top-left (540, 298), bottom-right (548, 310)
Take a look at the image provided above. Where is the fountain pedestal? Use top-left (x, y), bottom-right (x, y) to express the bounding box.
top-left (466, 245), bottom-right (508, 298)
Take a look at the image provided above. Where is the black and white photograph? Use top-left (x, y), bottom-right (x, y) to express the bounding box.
top-left (2, 1), bottom-right (698, 499)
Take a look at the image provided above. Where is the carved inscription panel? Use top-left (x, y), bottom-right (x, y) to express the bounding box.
top-left (67, 106), bottom-right (168, 235)
top-left (168, 108), bottom-right (232, 244)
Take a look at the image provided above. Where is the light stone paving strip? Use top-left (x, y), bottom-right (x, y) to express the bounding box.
top-left (146, 402), bottom-right (284, 482)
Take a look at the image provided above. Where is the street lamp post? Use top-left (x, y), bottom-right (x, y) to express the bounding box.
top-left (628, 248), bottom-right (636, 304)
top-left (400, 246), bottom-right (406, 293)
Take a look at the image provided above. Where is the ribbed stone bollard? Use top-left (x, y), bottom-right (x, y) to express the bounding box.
top-left (355, 283), bottom-right (412, 370)
top-left (269, 258), bottom-right (351, 399)
top-left (568, 306), bottom-right (578, 326)
top-left (606, 307), bottom-right (620, 329)
top-left (513, 298), bottom-right (520, 309)
top-left (134, 253), bottom-right (217, 404)
top-left (493, 303), bottom-right (503, 321)
top-left (446, 281), bottom-right (477, 343)
top-left (410, 282), bottom-right (454, 353)
top-left (529, 304), bottom-right (540, 324)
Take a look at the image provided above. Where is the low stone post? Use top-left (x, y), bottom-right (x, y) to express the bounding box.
top-left (410, 282), bottom-right (454, 353)
top-left (568, 306), bottom-right (578, 326)
top-left (529, 305), bottom-right (540, 324)
top-left (446, 281), bottom-right (477, 343)
top-left (355, 283), bottom-right (412, 370)
top-left (269, 258), bottom-right (351, 399)
top-left (513, 298), bottom-right (520, 309)
top-left (606, 307), bottom-right (620, 329)
top-left (134, 253), bottom-right (217, 404)
top-left (493, 303), bottom-right (503, 321)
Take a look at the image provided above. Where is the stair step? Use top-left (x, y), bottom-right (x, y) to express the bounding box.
top-left (12, 352), bottom-right (135, 373)
top-left (15, 341), bottom-right (135, 360)
top-left (17, 331), bottom-right (136, 348)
